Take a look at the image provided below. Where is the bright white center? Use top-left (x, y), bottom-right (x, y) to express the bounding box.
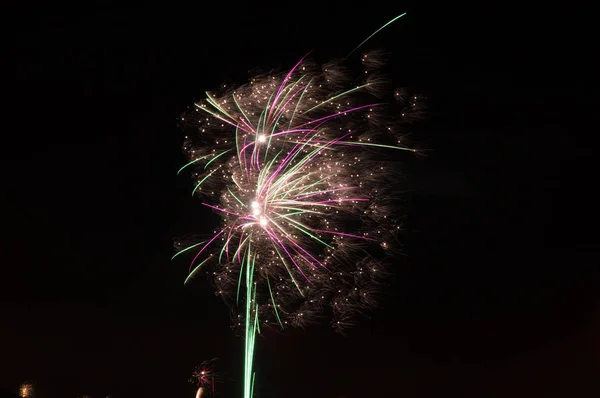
top-left (251, 200), bottom-right (261, 216)
top-left (257, 134), bottom-right (267, 143)
top-left (259, 216), bottom-right (268, 227)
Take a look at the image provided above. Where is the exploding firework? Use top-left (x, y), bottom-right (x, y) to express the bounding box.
top-left (174, 13), bottom-right (423, 398)
top-left (176, 55), bottom-right (423, 330)
top-left (19, 383), bottom-right (34, 398)
top-left (189, 359), bottom-right (219, 394)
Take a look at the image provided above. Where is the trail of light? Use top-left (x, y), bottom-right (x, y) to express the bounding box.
top-left (194, 102), bottom-right (231, 123)
top-left (239, 141), bottom-right (254, 158)
top-left (274, 129), bottom-right (355, 184)
top-left (205, 92), bottom-right (236, 120)
top-left (271, 205), bottom-right (323, 215)
top-left (316, 230), bottom-right (377, 241)
top-left (274, 213), bottom-right (333, 248)
top-left (238, 117), bottom-right (256, 135)
top-left (280, 230), bottom-right (324, 268)
top-left (257, 149), bottom-right (284, 191)
top-left (272, 173), bottom-right (317, 201)
top-left (273, 200), bottom-right (329, 208)
top-left (219, 224), bottom-right (247, 264)
top-left (266, 168), bottom-right (332, 207)
top-left (219, 233), bottom-right (230, 263)
top-left (233, 94), bottom-right (253, 127)
top-left (262, 110), bottom-right (287, 164)
top-left (287, 129), bottom-right (358, 173)
top-left (234, 234), bottom-right (252, 270)
top-left (256, 157), bottom-right (287, 199)
top-left (191, 168), bottom-right (220, 196)
top-left (297, 103), bottom-right (380, 128)
top-left (227, 187), bottom-right (247, 207)
top-left (272, 210), bottom-right (307, 218)
top-left (262, 158), bottom-right (329, 205)
top-left (272, 130), bottom-right (322, 178)
top-left (235, 232), bottom-right (250, 264)
top-left (287, 77), bottom-right (314, 129)
top-left (261, 92), bottom-right (274, 132)
top-left (235, 125), bottom-right (244, 171)
top-left (266, 274), bottom-right (284, 329)
top-left (185, 256), bottom-right (212, 285)
top-left (269, 54), bottom-right (310, 121)
top-left (271, 83), bottom-right (308, 124)
top-left (252, 107), bottom-right (269, 170)
top-left (264, 227), bottom-right (309, 280)
top-left (268, 80), bottom-right (293, 122)
top-left (280, 175), bottom-right (325, 197)
top-left (304, 83), bottom-right (370, 113)
top-left (346, 12), bottom-right (408, 57)
top-left (177, 154), bottom-right (212, 175)
top-left (311, 140), bottom-right (414, 151)
top-left (237, 247), bottom-right (248, 304)
top-left (224, 222), bottom-right (245, 261)
top-left (195, 103), bottom-right (253, 134)
top-left (264, 129), bottom-right (276, 163)
top-left (308, 198), bottom-right (370, 205)
top-left (274, 74), bottom-right (306, 114)
top-left (259, 136), bottom-right (322, 198)
top-left (269, 128), bottom-right (314, 138)
top-left (271, 216), bottom-right (321, 260)
top-left (204, 149), bottom-right (232, 169)
top-left (241, 135), bottom-right (249, 176)
top-left (243, 247), bottom-right (258, 398)
top-left (171, 240), bottom-right (206, 260)
top-left (252, 272), bottom-right (260, 339)
top-left (230, 173), bottom-right (243, 190)
top-left (262, 162), bottom-right (304, 200)
top-left (189, 227), bottom-right (227, 271)
top-left (271, 243), bottom-right (303, 295)
top-left (293, 186), bottom-right (357, 200)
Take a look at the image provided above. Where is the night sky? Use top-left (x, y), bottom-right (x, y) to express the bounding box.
top-left (4, 2), bottom-right (598, 398)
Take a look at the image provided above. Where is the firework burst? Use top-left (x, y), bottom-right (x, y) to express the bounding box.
top-left (19, 383), bottom-right (34, 398)
top-left (176, 51), bottom-right (423, 330)
top-left (174, 13), bottom-right (423, 398)
top-left (189, 359), bottom-right (219, 395)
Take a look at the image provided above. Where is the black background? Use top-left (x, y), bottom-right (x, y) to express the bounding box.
top-left (3, 2), bottom-right (598, 397)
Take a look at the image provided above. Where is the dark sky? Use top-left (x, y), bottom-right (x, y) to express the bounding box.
top-left (3, 2), bottom-right (598, 398)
